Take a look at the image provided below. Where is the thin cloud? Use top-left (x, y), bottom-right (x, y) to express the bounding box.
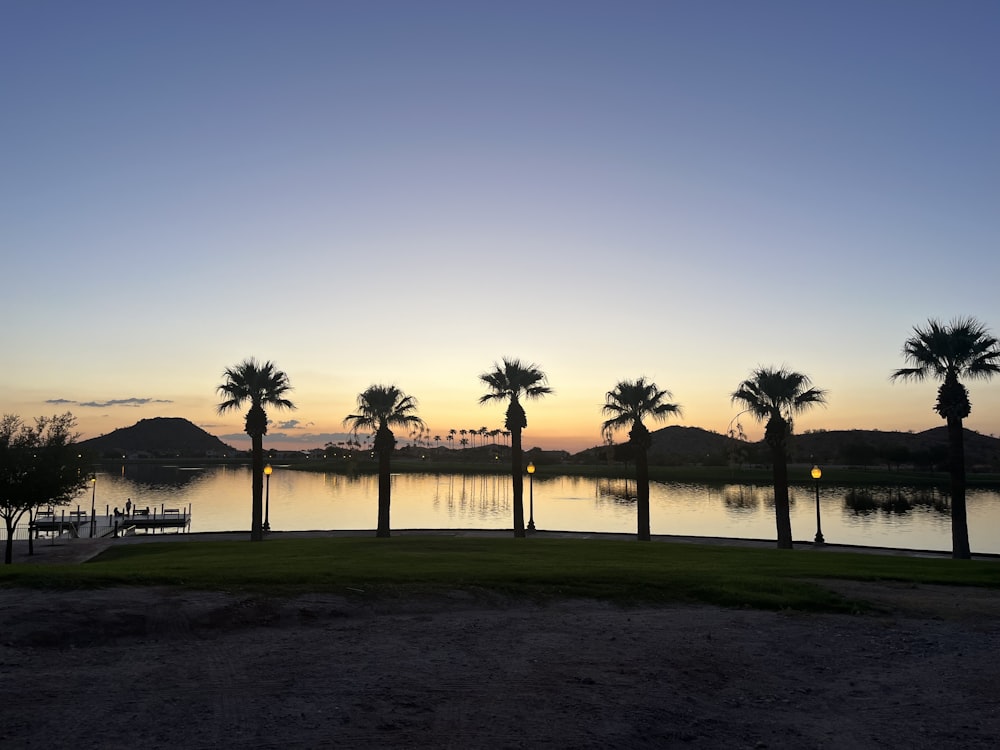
top-left (76, 397), bottom-right (174, 408)
top-left (45, 398), bottom-right (76, 404)
top-left (276, 419), bottom-right (315, 430)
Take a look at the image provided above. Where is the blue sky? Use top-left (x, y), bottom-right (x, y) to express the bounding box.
top-left (3, 1), bottom-right (998, 452)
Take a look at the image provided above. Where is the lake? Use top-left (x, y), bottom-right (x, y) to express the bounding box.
top-left (57, 464), bottom-right (1000, 554)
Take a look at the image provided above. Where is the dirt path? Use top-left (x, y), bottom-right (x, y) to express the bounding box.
top-left (2, 582), bottom-right (999, 749)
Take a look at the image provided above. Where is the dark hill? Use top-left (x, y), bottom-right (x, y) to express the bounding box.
top-left (573, 425), bottom-right (740, 465)
top-left (791, 427), bottom-right (1000, 470)
top-left (574, 425), bottom-right (1000, 471)
top-left (78, 417), bottom-right (236, 458)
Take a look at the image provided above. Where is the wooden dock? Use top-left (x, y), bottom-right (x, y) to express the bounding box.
top-left (31, 504), bottom-right (192, 538)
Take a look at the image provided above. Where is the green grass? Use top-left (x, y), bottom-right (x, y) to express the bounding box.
top-left (3, 537), bottom-right (998, 613)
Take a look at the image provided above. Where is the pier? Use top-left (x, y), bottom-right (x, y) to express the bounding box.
top-left (30, 504), bottom-right (192, 539)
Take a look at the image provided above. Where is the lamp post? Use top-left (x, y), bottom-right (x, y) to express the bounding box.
top-left (263, 464), bottom-right (273, 532)
top-left (90, 476), bottom-right (96, 538)
top-left (811, 465), bottom-right (824, 544)
top-left (526, 462), bottom-right (536, 532)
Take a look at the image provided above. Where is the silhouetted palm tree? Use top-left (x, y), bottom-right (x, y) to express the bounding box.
top-left (479, 358), bottom-right (552, 537)
top-left (891, 317), bottom-right (1000, 559)
top-left (602, 377), bottom-right (682, 541)
top-left (731, 366), bottom-right (827, 549)
top-left (217, 358), bottom-right (295, 541)
top-left (343, 384), bottom-right (424, 537)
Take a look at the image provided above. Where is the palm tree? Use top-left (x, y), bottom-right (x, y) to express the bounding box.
top-left (217, 358), bottom-right (295, 542)
top-left (601, 377), bottom-right (682, 541)
top-left (479, 358), bottom-right (552, 537)
top-left (343, 384), bottom-right (424, 537)
top-left (731, 366), bottom-right (827, 549)
top-left (891, 317), bottom-right (1000, 559)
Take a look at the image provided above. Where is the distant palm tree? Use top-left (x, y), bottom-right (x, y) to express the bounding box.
top-left (343, 384), bottom-right (424, 537)
top-left (602, 377), bottom-right (682, 541)
top-left (479, 358), bottom-right (553, 537)
top-left (891, 317), bottom-right (1000, 559)
top-left (731, 366), bottom-right (827, 549)
top-left (460, 429), bottom-right (468, 449)
top-left (217, 358), bottom-right (295, 542)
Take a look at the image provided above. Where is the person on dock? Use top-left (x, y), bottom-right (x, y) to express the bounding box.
top-left (125, 498), bottom-right (132, 516)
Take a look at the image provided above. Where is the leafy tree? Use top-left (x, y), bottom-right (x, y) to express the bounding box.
top-left (891, 317), bottom-right (1000, 559)
top-left (479, 358), bottom-right (552, 537)
top-left (842, 441), bottom-right (878, 469)
top-left (731, 366), bottom-right (827, 549)
top-left (217, 358), bottom-right (295, 542)
top-left (0, 413), bottom-right (90, 564)
top-left (601, 378), bottom-right (682, 541)
top-left (882, 444), bottom-right (911, 471)
top-left (343, 384), bottom-right (424, 537)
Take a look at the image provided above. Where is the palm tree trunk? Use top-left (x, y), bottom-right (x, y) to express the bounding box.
top-left (947, 417), bottom-right (971, 559)
top-left (770, 444), bottom-right (793, 549)
top-left (377, 448), bottom-right (392, 538)
top-left (250, 433), bottom-right (264, 542)
top-left (636, 447), bottom-right (651, 542)
top-left (510, 427), bottom-right (525, 538)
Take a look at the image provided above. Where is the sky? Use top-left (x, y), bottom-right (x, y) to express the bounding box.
top-left (3, 1), bottom-right (999, 453)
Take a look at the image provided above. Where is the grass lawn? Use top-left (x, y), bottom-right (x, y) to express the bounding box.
top-left (3, 537), bottom-right (999, 613)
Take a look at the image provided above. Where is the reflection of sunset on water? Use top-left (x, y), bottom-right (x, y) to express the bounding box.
top-left (32, 465), bottom-right (1000, 555)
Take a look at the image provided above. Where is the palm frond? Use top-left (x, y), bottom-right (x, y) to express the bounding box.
top-left (731, 366), bottom-right (826, 425)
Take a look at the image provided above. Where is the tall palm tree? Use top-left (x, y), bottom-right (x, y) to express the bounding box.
top-left (731, 366), bottom-right (827, 549)
top-left (343, 384), bottom-right (424, 537)
top-left (601, 377), bottom-right (682, 541)
top-left (217, 358), bottom-right (295, 542)
top-left (479, 358), bottom-right (552, 537)
top-left (891, 317), bottom-right (1000, 559)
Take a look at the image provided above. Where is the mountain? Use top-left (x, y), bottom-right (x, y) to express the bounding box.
top-left (573, 425), bottom-right (739, 465)
top-left (77, 417), bottom-right (237, 458)
top-left (790, 427), bottom-right (1000, 470)
top-left (573, 424), bottom-right (1000, 471)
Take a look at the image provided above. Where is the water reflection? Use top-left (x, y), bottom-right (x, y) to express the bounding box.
top-left (41, 465), bottom-right (1000, 554)
top-left (843, 487), bottom-right (951, 516)
top-left (595, 477), bottom-right (634, 503)
top-left (721, 484), bottom-right (761, 512)
top-left (114, 462), bottom-right (207, 489)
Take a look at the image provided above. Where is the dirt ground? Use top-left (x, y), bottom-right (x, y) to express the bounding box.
top-left (2, 577), bottom-right (1000, 749)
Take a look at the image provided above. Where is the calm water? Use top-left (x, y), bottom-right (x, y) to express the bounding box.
top-left (52, 464), bottom-right (1000, 554)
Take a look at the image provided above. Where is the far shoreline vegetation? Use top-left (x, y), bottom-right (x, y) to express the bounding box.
top-left (90, 448), bottom-right (1000, 489)
top-left (80, 415), bottom-right (1000, 487)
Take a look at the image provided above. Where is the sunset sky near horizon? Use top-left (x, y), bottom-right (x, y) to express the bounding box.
top-left (3, 1), bottom-right (999, 454)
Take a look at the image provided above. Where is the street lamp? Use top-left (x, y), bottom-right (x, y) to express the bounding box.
top-left (90, 476), bottom-right (97, 538)
top-left (263, 464), bottom-right (273, 532)
top-left (526, 462), bottom-right (536, 532)
top-left (811, 465), bottom-right (824, 545)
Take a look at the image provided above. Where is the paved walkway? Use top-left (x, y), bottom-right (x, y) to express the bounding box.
top-left (8, 527), bottom-right (985, 566)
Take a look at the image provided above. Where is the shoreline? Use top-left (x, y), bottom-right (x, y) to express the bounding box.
top-left (10, 527), bottom-right (993, 566)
